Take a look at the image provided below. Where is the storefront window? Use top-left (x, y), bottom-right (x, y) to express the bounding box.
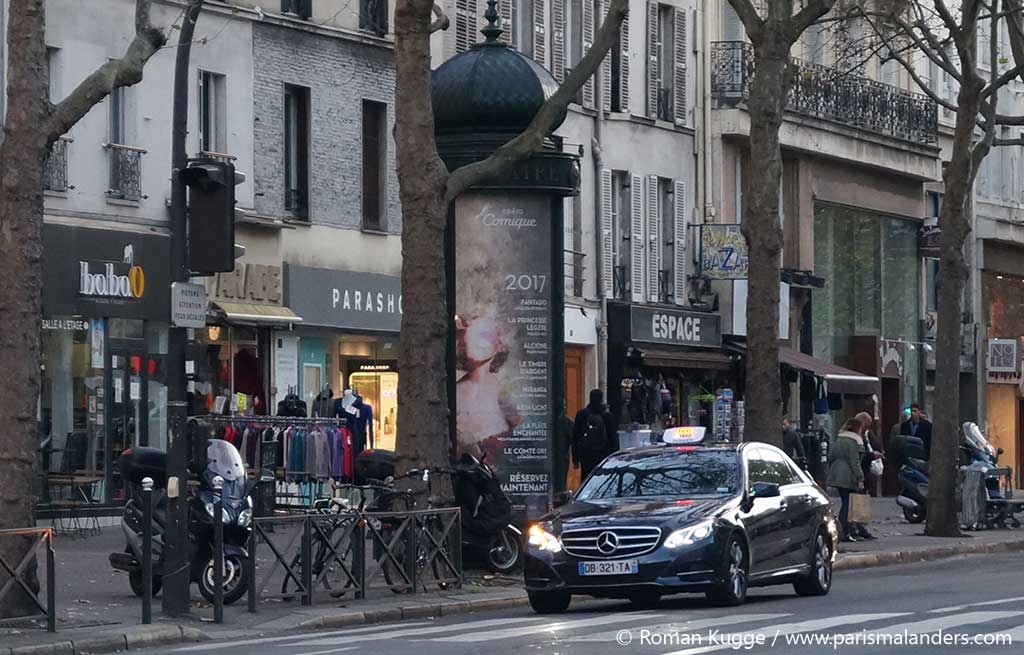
top-left (336, 335), bottom-right (399, 449)
top-left (146, 323), bottom-right (168, 450)
top-left (813, 204), bottom-right (922, 401)
top-left (189, 325), bottom-right (267, 416)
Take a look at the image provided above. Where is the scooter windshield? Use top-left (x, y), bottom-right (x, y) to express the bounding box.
top-left (963, 422), bottom-right (995, 460)
top-left (206, 439), bottom-right (247, 500)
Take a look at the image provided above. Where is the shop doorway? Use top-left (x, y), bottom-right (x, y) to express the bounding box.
top-left (880, 377), bottom-right (901, 496)
top-left (109, 346), bottom-right (148, 502)
top-left (565, 346), bottom-right (586, 417)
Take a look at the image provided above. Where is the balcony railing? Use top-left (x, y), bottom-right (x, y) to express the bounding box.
top-left (199, 150), bottom-right (237, 164)
top-left (657, 87), bottom-right (674, 123)
top-left (710, 41), bottom-right (938, 145)
top-left (658, 269), bottom-right (673, 304)
top-left (564, 249), bottom-right (585, 298)
top-left (43, 136), bottom-right (73, 193)
top-left (105, 143), bottom-right (146, 202)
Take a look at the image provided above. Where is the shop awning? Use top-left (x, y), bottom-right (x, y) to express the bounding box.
top-left (777, 347), bottom-right (878, 395)
top-left (211, 301), bottom-right (303, 325)
top-left (639, 348), bottom-right (735, 371)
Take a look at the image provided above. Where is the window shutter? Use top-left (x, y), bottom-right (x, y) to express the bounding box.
top-left (673, 180), bottom-right (687, 306)
top-left (723, 3), bottom-right (743, 41)
top-left (455, 0), bottom-right (474, 53)
top-left (601, 0), bottom-right (611, 112)
top-left (600, 169), bottom-right (614, 298)
top-left (499, 0), bottom-right (512, 44)
top-left (552, 0), bottom-right (565, 82)
top-left (582, 0), bottom-right (595, 106)
top-left (630, 173), bottom-right (645, 303)
top-left (533, 0), bottom-right (546, 66)
top-left (647, 1), bottom-right (659, 119)
top-left (620, 11), bottom-right (630, 111)
top-left (647, 176), bottom-right (661, 303)
top-left (672, 8), bottom-right (687, 126)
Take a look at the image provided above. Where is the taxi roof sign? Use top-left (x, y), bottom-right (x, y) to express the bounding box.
top-left (662, 426), bottom-right (706, 445)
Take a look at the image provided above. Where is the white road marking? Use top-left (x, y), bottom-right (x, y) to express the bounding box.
top-left (847, 610), bottom-right (1024, 637)
top-left (929, 595), bottom-right (1024, 614)
top-left (172, 622), bottom-right (435, 652)
top-left (567, 613), bottom-right (792, 643)
top-left (292, 647), bottom-right (357, 655)
top-left (658, 613), bottom-right (910, 655)
top-left (289, 615), bottom-right (547, 647)
top-left (422, 612), bottom-right (663, 642)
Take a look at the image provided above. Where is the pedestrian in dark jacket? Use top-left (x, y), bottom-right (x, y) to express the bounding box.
top-left (572, 389), bottom-right (618, 480)
top-left (828, 418), bottom-right (866, 542)
top-left (900, 403), bottom-right (933, 458)
top-left (553, 402), bottom-right (574, 493)
top-left (782, 416), bottom-right (806, 468)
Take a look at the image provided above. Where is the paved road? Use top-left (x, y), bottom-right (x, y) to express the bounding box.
top-left (157, 553), bottom-right (1024, 655)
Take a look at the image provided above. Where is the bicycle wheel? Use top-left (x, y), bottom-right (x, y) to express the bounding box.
top-left (319, 530), bottom-right (359, 598)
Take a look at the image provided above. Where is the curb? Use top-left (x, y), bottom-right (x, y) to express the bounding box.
top-left (833, 537), bottom-right (1024, 571)
top-left (300, 592), bottom-right (530, 630)
top-left (8, 625), bottom-right (208, 655)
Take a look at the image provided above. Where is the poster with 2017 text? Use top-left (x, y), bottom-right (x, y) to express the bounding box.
top-left (455, 192), bottom-right (552, 519)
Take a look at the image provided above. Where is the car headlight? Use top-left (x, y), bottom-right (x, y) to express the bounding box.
top-left (664, 520), bottom-right (715, 549)
top-left (527, 524), bottom-right (562, 553)
top-left (239, 508), bottom-right (252, 527)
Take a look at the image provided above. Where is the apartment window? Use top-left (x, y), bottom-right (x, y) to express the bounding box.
top-left (199, 71), bottom-right (227, 154)
top-left (47, 47), bottom-right (61, 102)
top-left (648, 3), bottom-right (685, 124)
top-left (281, 0), bottom-right (312, 19)
top-left (512, 0), bottom-right (534, 57)
top-left (360, 0), bottom-right (389, 36)
top-left (611, 35), bottom-right (626, 111)
top-left (284, 84), bottom-right (310, 218)
top-left (658, 5), bottom-right (673, 120)
top-left (110, 85), bottom-right (127, 145)
top-left (362, 100), bottom-right (387, 232)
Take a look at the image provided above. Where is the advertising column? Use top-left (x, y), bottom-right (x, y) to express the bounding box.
top-left (454, 192), bottom-right (553, 519)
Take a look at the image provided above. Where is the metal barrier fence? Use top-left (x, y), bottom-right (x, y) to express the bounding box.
top-left (0, 527), bottom-right (56, 632)
top-left (247, 507), bottom-right (461, 610)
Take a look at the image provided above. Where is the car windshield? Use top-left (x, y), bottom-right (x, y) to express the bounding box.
top-left (575, 449), bottom-right (740, 501)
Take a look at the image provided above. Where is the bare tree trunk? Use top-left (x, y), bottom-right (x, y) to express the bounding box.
top-left (0, 0), bottom-right (49, 618)
top-left (740, 50), bottom-right (791, 447)
top-left (0, 0), bottom-right (164, 616)
top-left (393, 0), bottom-right (454, 478)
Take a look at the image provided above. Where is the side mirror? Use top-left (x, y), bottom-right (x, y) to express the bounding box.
top-left (751, 482), bottom-right (781, 500)
top-left (553, 490), bottom-right (573, 508)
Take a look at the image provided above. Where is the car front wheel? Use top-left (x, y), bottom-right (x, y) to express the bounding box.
top-left (794, 531), bottom-right (833, 597)
top-left (707, 535), bottom-right (747, 606)
top-left (528, 590), bottom-right (571, 614)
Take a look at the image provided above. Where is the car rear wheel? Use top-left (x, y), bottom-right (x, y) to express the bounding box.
top-left (528, 590), bottom-right (571, 614)
top-left (707, 536), bottom-right (747, 607)
top-left (794, 531), bottom-right (833, 597)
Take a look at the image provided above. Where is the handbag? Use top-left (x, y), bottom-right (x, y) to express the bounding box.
top-left (849, 491), bottom-right (872, 524)
top-left (870, 458), bottom-right (884, 478)
top-left (814, 379), bottom-right (830, 414)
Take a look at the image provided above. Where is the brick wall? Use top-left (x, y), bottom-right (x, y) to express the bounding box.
top-left (253, 24), bottom-right (399, 233)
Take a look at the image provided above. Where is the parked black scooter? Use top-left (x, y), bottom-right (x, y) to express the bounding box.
top-left (109, 439), bottom-right (254, 604)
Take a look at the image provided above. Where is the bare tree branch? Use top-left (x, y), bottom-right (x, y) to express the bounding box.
top-left (45, 0), bottom-right (168, 143)
top-left (727, 0), bottom-right (766, 43)
top-left (430, 3), bottom-right (450, 33)
top-left (444, 0), bottom-right (627, 203)
top-left (791, 0), bottom-right (838, 38)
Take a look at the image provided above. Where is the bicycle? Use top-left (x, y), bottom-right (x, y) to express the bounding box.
top-left (280, 494), bottom-right (361, 599)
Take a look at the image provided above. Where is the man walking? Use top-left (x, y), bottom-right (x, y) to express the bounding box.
top-left (782, 416), bottom-right (806, 468)
top-left (900, 403), bottom-right (933, 458)
top-left (572, 389), bottom-right (618, 480)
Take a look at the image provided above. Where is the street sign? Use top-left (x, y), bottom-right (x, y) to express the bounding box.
top-left (170, 282), bottom-right (208, 328)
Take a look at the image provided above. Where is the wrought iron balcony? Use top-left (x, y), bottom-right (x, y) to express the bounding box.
top-left (564, 249), bottom-right (586, 298)
top-left (43, 136), bottom-right (73, 193)
top-left (711, 41), bottom-right (938, 145)
top-left (657, 87), bottom-right (674, 123)
top-left (613, 265), bottom-right (628, 301)
top-left (658, 269), bottom-right (673, 305)
top-left (105, 143), bottom-right (146, 202)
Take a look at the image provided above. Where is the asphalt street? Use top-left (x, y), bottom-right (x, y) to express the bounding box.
top-left (156, 553), bottom-right (1024, 655)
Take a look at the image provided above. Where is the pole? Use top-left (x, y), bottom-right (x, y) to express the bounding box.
top-left (213, 475), bottom-right (224, 624)
top-left (163, 0), bottom-right (205, 618)
top-left (141, 477), bottom-right (154, 625)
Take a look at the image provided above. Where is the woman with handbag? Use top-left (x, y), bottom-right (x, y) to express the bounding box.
top-left (852, 412), bottom-right (884, 540)
top-left (828, 417), bottom-right (867, 542)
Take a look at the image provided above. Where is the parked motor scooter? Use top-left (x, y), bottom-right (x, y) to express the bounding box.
top-left (894, 434), bottom-right (929, 524)
top-left (961, 422), bottom-right (1021, 528)
top-left (109, 439), bottom-right (255, 604)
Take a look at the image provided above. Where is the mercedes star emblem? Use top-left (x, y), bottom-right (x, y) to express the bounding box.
top-left (596, 531), bottom-right (619, 555)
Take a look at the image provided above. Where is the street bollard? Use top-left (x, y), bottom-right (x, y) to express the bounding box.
top-left (213, 475), bottom-right (224, 624)
top-left (247, 524), bottom-right (257, 614)
top-left (301, 516), bottom-right (313, 606)
top-left (141, 477), bottom-right (154, 625)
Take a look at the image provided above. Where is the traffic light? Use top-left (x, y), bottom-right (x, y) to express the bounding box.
top-left (182, 158), bottom-right (245, 274)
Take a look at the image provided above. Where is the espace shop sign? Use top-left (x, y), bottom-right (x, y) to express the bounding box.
top-left (79, 261), bottom-right (146, 300)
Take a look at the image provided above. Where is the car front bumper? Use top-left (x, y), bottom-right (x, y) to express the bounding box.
top-left (524, 540), bottom-right (724, 598)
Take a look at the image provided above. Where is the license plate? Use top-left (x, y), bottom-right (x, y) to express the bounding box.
top-left (578, 559), bottom-right (639, 576)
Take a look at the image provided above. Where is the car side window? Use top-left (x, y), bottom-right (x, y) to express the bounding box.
top-left (746, 451), bottom-right (772, 490)
top-left (761, 448), bottom-right (801, 487)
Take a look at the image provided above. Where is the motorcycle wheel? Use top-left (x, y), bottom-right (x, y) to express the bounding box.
top-left (198, 553), bottom-right (250, 606)
top-left (903, 506), bottom-right (925, 524)
top-left (129, 571), bottom-right (163, 597)
top-left (486, 528), bottom-right (522, 574)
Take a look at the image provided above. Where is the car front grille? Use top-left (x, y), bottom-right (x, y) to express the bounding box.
top-left (561, 526), bottom-right (663, 559)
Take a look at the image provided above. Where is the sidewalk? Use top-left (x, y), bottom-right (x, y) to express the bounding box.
top-left (5, 496), bottom-right (1024, 655)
